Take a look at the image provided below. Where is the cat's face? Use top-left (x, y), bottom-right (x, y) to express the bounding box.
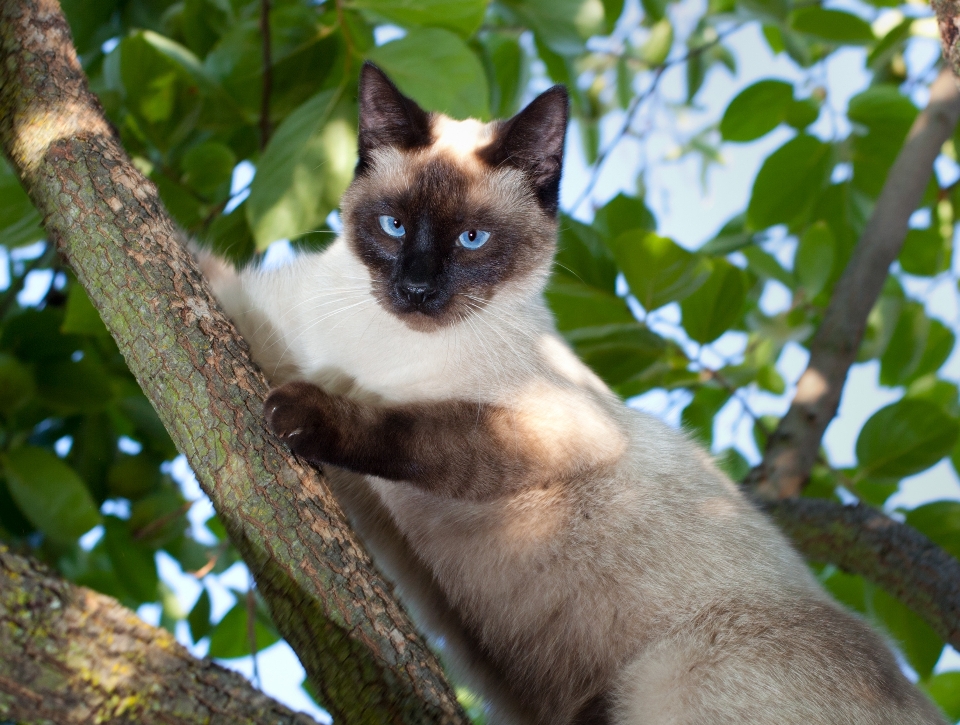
top-left (340, 63), bottom-right (568, 331)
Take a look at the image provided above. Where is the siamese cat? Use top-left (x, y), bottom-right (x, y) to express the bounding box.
top-left (199, 63), bottom-right (945, 725)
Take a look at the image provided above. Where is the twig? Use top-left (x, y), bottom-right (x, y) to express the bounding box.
top-left (259, 0), bottom-right (272, 151)
top-left (569, 22), bottom-right (745, 214)
top-left (747, 66), bottom-right (960, 500)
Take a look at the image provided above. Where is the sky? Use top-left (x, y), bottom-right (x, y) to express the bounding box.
top-left (10, 0), bottom-right (960, 718)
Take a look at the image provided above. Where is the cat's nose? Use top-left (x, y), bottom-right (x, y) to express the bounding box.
top-left (398, 280), bottom-right (436, 306)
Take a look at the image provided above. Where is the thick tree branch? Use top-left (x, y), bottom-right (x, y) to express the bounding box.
top-left (0, 547), bottom-right (319, 725)
top-left (0, 2), bottom-right (467, 723)
top-left (764, 499), bottom-right (960, 650)
top-left (748, 66), bottom-right (960, 500)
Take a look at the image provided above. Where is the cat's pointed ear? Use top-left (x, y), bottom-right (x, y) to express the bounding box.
top-left (357, 62), bottom-right (432, 173)
top-left (479, 86), bottom-right (568, 215)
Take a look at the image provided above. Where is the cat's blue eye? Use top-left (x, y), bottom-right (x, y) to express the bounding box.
top-left (379, 215), bottom-right (405, 237)
top-left (458, 230), bottom-right (490, 249)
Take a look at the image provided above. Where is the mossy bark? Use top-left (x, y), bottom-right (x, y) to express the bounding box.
top-left (0, 547), bottom-right (322, 725)
top-left (0, 2), bottom-right (467, 723)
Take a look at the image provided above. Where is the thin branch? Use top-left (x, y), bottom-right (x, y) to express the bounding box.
top-left (259, 0), bottom-right (272, 150)
top-left (762, 498), bottom-right (960, 649)
top-left (747, 66), bottom-right (960, 500)
top-left (570, 22), bottom-right (745, 214)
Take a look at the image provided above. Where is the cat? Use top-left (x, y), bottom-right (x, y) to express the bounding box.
top-left (199, 62), bottom-right (946, 725)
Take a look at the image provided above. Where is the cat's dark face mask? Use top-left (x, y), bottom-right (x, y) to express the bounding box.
top-left (339, 63), bottom-right (568, 331)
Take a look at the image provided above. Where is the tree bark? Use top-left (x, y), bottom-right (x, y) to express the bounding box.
top-left (765, 499), bottom-right (960, 650)
top-left (748, 66), bottom-right (960, 500)
top-left (0, 547), bottom-right (321, 725)
top-left (0, 2), bottom-right (467, 723)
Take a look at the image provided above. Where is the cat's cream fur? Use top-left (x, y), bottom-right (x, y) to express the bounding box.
top-left (200, 65), bottom-right (945, 725)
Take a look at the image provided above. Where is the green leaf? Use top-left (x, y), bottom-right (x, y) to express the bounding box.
top-left (747, 135), bottom-right (832, 230)
top-left (107, 454), bottom-right (162, 500)
top-left (858, 277), bottom-right (904, 362)
top-left (900, 224), bottom-right (950, 276)
top-left (848, 86), bottom-right (917, 198)
top-left (246, 90), bottom-right (356, 248)
top-left (36, 358), bottom-right (113, 413)
top-left (565, 323), bottom-right (667, 388)
top-left (4, 447), bottom-right (101, 542)
top-left (680, 258), bottom-right (747, 343)
top-left (905, 501), bottom-right (960, 561)
top-left (609, 231), bottom-right (712, 312)
top-left (822, 568), bottom-right (866, 613)
top-left (741, 246), bottom-right (795, 289)
top-left (504, 0), bottom-right (606, 55)
top-left (784, 97), bottom-right (821, 130)
top-left (795, 221), bottom-right (834, 296)
top-left (0, 353), bottom-right (34, 413)
top-left (189, 588), bottom-right (213, 643)
top-left (699, 214), bottom-right (754, 255)
top-left (0, 158), bottom-right (44, 248)
top-left (204, 201), bottom-right (256, 265)
top-left (481, 31), bottom-right (529, 119)
top-left (871, 587), bottom-right (942, 680)
top-left (62, 283), bottom-right (110, 337)
top-left (69, 413), bottom-right (116, 504)
top-left (791, 8), bottom-right (874, 43)
top-left (546, 278), bottom-right (633, 330)
top-left (682, 386), bottom-right (731, 446)
top-left (103, 515), bottom-right (159, 603)
top-left (208, 600), bottom-right (281, 659)
top-left (716, 448), bottom-right (750, 481)
top-left (366, 28), bottom-right (490, 119)
top-left (923, 671), bottom-right (960, 721)
top-left (181, 141), bottom-right (236, 198)
top-left (719, 79), bottom-right (793, 142)
top-left (348, 0), bottom-right (486, 37)
top-left (879, 302), bottom-right (931, 386)
top-left (640, 19), bottom-right (673, 66)
top-left (556, 215), bottom-right (620, 292)
top-left (856, 399), bottom-right (959, 479)
top-left (592, 193), bottom-right (656, 242)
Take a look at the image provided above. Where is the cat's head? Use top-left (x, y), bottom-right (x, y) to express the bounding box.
top-left (340, 62), bottom-right (568, 331)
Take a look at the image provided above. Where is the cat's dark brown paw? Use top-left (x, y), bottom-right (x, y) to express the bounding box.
top-left (264, 381), bottom-right (332, 455)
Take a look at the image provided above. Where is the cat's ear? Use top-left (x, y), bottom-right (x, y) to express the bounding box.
top-left (357, 62), bottom-right (432, 173)
top-left (479, 86), bottom-right (568, 215)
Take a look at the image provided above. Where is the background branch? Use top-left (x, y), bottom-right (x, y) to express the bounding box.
top-left (0, 547), bottom-right (319, 725)
top-left (0, 2), bottom-right (466, 722)
top-left (764, 499), bottom-right (960, 649)
top-left (747, 66), bottom-right (960, 500)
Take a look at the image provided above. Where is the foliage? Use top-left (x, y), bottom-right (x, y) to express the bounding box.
top-left (2, 0), bottom-right (960, 719)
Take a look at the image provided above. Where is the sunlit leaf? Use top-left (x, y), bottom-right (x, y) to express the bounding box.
top-left (367, 28), bottom-right (489, 119)
top-left (720, 79), bottom-right (793, 142)
top-left (791, 8), bottom-right (874, 43)
top-left (680, 258), bottom-right (747, 343)
top-left (208, 600), bottom-right (280, 659)
top-left (608, 231), bottom-right (711, 311)
top-left (348, 0), bottom-right (486, 37)
top-left (795, 221), bottom-right (834, 296)
top-left (747, 135), bottom-right (832, 230)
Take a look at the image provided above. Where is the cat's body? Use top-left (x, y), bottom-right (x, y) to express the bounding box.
top-left (200, 64), bottom-right (945, 725)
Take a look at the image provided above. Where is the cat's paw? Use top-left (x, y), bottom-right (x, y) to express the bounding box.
top-left (264, 381), bottom-right (330, 450)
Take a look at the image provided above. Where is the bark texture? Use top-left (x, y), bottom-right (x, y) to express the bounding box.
top-left (0, 2), bottom-right (467, 723)
top-left (0, 547), bottom-right (321, 725)
top-left (748, 66), bottom-right (960, 500)
top-left (765, 499), bottom-right (960, 650)
top-left (935, 0), bottom-right (960, 79)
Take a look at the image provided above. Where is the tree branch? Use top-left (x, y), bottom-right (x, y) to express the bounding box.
top-left (0, 2), bottom-right (467, 723)
top-left (748, 66), bottom-right (960, 500)
top-left (0, 547), bottom-right (319, 725)
top-left (763, 499), bottom-right (960, 649)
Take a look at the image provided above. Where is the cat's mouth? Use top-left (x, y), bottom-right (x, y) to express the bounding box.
top-left (375, 281), bottom-right (486, 331)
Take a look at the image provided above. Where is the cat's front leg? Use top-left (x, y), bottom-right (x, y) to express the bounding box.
top-left (265, 380), bottom-right (531, 500)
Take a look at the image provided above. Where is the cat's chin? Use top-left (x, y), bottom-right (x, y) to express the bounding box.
top-left (379, 295), bottom-right (486, 333)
